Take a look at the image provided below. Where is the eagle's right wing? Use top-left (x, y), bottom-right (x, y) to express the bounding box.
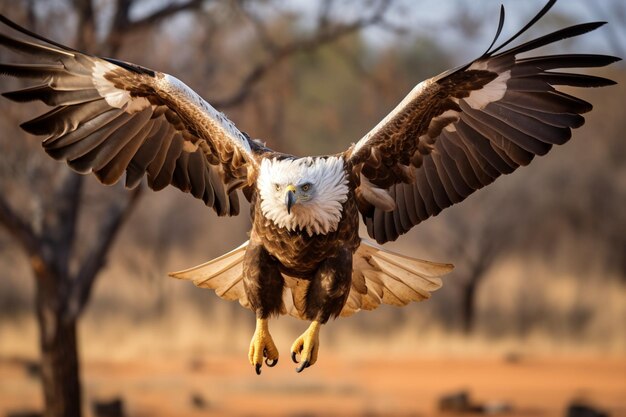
top-left (0, 15), bottom-right (264, 216)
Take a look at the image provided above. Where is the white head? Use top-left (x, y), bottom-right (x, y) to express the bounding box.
top-left (257, 156), bottom-right (349, 236)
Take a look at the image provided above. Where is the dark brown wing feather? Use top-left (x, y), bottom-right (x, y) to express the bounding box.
top-left (0, 15), bottom-right (264, 217)
top-left (346, 1), bottom-right (620, 244)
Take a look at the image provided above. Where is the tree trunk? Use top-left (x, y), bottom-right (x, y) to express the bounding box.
top-left (460, 278), bottom-right (478, 334)
top-left (35, 267), bottom-right (82, 417)
top-left (460, 260), bottom-right (490, 334)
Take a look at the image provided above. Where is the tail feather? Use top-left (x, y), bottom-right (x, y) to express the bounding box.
top-left (169, 239), bottom-right (453, 319)
top-left (169, 241), bottom-right (249, 306)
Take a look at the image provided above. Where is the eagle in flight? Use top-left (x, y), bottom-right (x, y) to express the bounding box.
top-left (0, 0), bottom-right (619, 374)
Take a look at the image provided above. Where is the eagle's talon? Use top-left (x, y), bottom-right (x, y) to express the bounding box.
top-left (291, 321), bottom-right (321, 372)
top-left (296, 360), bottom-right (310, 373)
top-left (255, 363), bottom-right (262, 375)
top-left (265, 357), bottom-right (278, 367)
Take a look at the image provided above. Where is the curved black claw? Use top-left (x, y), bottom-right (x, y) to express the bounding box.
top-left (265, 357), bottom-right (278, 367)
top-left (296, 359), bottom-right (310, 373)
top-left (291, 351), bottom-right (299, 364)
top-left (255, 363), bottom-right (262, 375)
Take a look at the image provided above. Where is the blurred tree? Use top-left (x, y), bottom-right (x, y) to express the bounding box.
top-left (0, 2), bottom-right (203, 415)
top-left (428, 190), bottom-right (523, 333)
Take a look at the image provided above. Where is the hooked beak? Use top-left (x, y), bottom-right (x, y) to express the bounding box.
top-left (285, 185), bottom-right (297, 214)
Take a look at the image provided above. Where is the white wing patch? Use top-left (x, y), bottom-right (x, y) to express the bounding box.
top-left (464, 70), bottom-right (511, 110)
top-left (92, 61), bottom-right (150, 113)
top-left (430, 69), bottom-right (511, 134)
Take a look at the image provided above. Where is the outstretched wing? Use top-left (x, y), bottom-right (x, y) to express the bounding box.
top-left (346, 0), bottom-right (620, 244)
top-left (0, 15), bottom-right (263, 216)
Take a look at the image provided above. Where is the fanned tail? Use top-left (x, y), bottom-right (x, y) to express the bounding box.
top-left (169, 241), bottom-right (251, 309)
top-left (169, 239), bottom-right (453, 319)
top-left (340, 239), bottom-right (452, 317)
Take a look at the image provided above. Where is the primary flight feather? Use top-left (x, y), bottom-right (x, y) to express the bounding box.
top-left (0, 0), bottom-right (619, 374)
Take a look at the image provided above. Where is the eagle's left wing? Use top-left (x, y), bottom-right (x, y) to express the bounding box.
top-left (0, 15), bottom-right (263, 217)
top-left (346, 1), bottom-right (620, 244)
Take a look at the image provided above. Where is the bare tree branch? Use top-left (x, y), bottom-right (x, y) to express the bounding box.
top-left (375, 18), bottom-right (409, 36)
top-left (0, 195), bottom-right (42, 261)
top-left (236, 3), bottom-right (279, 54)
top-left (64, 187), bottom-right (142, 322)
top-left (105, 0), bottom-right (205, 56)
top-left (213, 0), bottom-right (393, 109)
top-left (132, 0), bottom-right (204, 30)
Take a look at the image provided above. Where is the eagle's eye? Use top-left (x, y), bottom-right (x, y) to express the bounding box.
top-left (274, 183), bottom-right (280, 192)
top-left (300, 183), bottom-right (311, 192)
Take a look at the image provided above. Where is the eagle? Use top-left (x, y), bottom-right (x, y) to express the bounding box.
top-left (0, 0), bottom-right (619, 374)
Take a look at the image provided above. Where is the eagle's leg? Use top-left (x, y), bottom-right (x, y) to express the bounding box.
top-left (243, 240), bottom-right (284, 375)
top-left (249, 318), bottom-right (279, 374)
top-left (291, 248), bottom-right (352, 373)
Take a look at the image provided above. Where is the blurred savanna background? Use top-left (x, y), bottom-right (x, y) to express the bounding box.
top-left (0, 0), bottom-right (625, 416)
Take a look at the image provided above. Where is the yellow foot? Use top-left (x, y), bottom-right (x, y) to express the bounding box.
top-left (290, 321), bottom-right (321, 373)
top-left (249, 318), bottom-right (279, 375)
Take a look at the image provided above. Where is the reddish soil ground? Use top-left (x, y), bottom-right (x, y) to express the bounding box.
top-left (1, 354), bottom-right (624, 416)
